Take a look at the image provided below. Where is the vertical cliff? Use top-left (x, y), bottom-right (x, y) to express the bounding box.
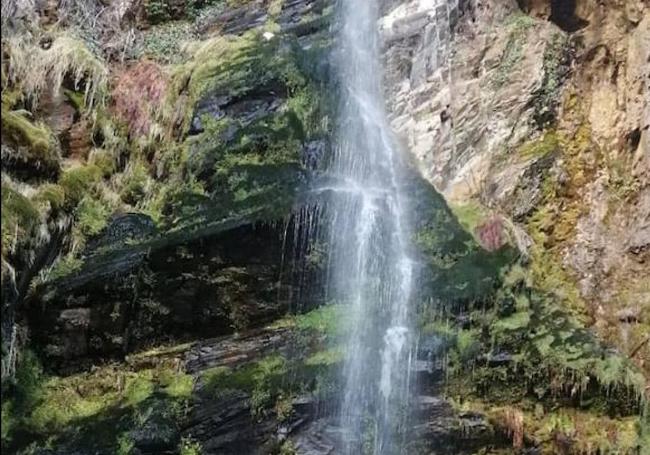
top-left (380, 0), bottom-right (649, 379)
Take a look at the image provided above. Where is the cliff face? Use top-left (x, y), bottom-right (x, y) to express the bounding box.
top-left (380, 0), bottom-right (649, 376)
top-left (1, 0), bottom-right (648, 454)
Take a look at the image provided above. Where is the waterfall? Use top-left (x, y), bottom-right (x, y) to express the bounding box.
top-left (324, 0), bottom-right (416, 452)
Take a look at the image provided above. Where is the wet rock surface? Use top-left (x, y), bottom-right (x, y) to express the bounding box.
top-left (30, 221), bottom-right (314, 372)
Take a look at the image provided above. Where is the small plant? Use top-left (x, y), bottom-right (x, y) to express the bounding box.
top-left (274, 394), bottom-right (294, 422)
top-left (116, 432), bottom-right (135, 455)
top-left (47, 255), bottom-right (84, 281)
top-left (145, 0), bottom-right (171, 24)
top-left (279, 440), bottom-right (297, 455)
top-left (75, 196), bottom-right (111, 237)
top-left (179, 436), bottom-right (202, 455)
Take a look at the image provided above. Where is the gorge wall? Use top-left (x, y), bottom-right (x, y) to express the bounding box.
top-left (380, 0), bottom-right (649, 378)
top-left (1, 0), bottom-right (648, 454)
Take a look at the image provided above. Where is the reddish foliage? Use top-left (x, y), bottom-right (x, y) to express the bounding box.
top-left (111, 61), bottom-right (168, 136)
top-left (475, 216), bottom-right (506, 252)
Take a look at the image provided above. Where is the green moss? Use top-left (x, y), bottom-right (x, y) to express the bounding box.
top-left (533, 32), bottom-right (570, 128)
top-left (304, 347), bottom-right (344, 367)
top-left (3, 356), bottom-right (193, 452)
top-left (518, 131), bottom-right (559, 160)
top-left (201, 354), bottom-right (289, 417)
top-left (63, 89), bottom-right (86, 112)
top-left (88, 149), bottom-right (117, 177)
top-left (449, 200), bottom-right (489, 234)
top-left (294, 305), bottom-right (344, 334)
top-left (161, 372), bottom-right (194, 398)
top-left (0, 108), bottom-right (56, 158)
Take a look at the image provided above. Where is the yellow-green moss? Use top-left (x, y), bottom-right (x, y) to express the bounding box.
top-left (518, 131), bottom-right (559, 160)
top-left (449, 200), bottom-right (489, 234)
top-left (9, 358), bottom-right (192, 441)
top-left (1, 108), bottom-right (56, 158)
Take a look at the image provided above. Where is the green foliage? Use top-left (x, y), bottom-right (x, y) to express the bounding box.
top-left (1, 401), bottom-right (14, 446)
top-left (2, 351), bottom-right (43, 447)
top-left (60, 165), bottom-right (102, 204)
top-left (75, 197), bottom-right (111, 237)
top-left (35, 184), bottom-right (66, 211)
top-left (249, 355), bottom-right (287, 417)
top-left (279, 440), bottom-right (297, 455)
top-left (120, 162), bottom-right (151, 206)
top-left (179, 437), bottom-right (202, 455)
top-left (440, 264), bottom-right (646, 415)
top-left (47, 255), bottom-right (84, 280)
top-left (1, 185), bottom-right (40, 255)
top-left (145, 0), bottom-right (172, 24)
top-left (137, 21), bottom-right (197, 64)
top-left (116, 432), bottom-right (135, 455)
top-left (3, 358), bottom-right (194, 452)
top-left (274, 393), bottom-right (294, 422)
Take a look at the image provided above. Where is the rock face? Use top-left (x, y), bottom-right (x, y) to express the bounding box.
top-left (380, 0), bottom-right (650, 374)
top-left (2, 0), bottom-right (648, 454)
top-left (30, 221), bottom-right (302, 371)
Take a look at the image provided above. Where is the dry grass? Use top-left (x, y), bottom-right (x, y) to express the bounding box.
top-left (5, 33), bottom-right (108, 108)
top-left (111, 61), bottom-right (168, 137)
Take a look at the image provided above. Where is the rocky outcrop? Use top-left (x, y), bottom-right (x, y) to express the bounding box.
top-left (380, 0), bottom-right (650, 376)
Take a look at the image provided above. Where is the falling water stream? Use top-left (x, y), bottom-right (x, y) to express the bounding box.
top-left (325, 0), bottom-right (416, 453)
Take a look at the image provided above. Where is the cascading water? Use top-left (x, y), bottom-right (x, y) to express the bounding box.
top-left (324, 0), bottom-right (416, 452)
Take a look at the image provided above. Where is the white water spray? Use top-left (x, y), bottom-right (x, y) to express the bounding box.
top-left (324, 0), bottom-right (417, 452)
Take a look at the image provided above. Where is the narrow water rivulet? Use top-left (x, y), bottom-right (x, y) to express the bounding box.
top-left (326, 0), bottom-right (416, 452)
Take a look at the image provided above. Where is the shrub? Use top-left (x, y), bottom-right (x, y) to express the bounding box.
top-left (60, 165), bottom-right (102, 204)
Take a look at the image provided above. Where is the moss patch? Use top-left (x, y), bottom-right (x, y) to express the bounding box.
top-left (2, 351), bottom-right (193, 453)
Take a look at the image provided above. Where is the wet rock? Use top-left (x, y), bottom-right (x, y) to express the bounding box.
top-left (86, 213), bottom-right (157, 253)
top-left (130, 399), bottom-right (180, 452)
top-left (184, 326), bottom-right (295, 373)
